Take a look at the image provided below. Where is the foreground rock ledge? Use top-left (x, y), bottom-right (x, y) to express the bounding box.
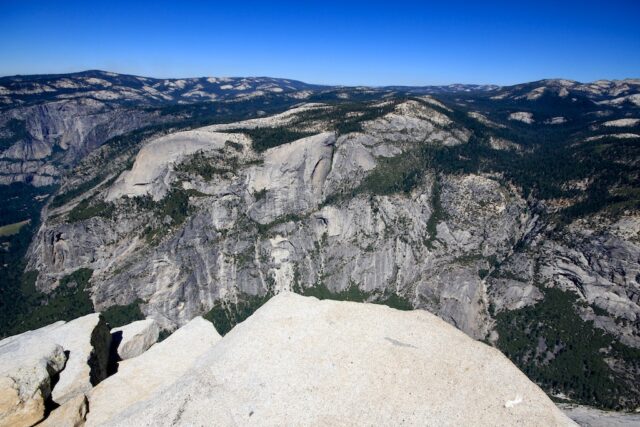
top-left (0, 314), bottom-right (110, 427)
top-left (39, 393), bottom-right (88, 427)
top-left (0, 323), bottom-right (67, 427)
top-left (86, 317), bottom-right (221, 426)
top-left (105, 292), bottom-right (575, 426)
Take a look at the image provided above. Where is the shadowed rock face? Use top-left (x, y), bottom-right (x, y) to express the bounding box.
top-left (38, 393), bottom-right (88, 427)
top-left (99, 293), bottom-right (575, 426)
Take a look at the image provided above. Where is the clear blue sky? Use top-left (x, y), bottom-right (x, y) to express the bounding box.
top-left (1, 0), bottom-right (638, 85)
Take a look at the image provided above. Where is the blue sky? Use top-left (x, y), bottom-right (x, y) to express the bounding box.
top-left (0, 0), bottom-right (638, 85)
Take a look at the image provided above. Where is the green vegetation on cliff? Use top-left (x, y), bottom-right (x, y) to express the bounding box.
top-left (102, 299), bottom-right (145, 328)
top-left (1, 268), bottom-right (94, 337)
top-left (496, 287), bottom-right (640, 410)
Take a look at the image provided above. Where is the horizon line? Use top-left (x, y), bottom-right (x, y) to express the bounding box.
top-left (2, 69), bottom-right (640, 89)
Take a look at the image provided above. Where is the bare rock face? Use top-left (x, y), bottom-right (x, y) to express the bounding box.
top-left (49, 313), bottom-right (111, 405)
top-left (528, 214), bottom-right (640, 347)
top-left (105, 293), bottom-right (574, 426)
top-left (110, 319), bottom-right (159, 360)
top-left (85, 317), bottom-right (221, 427)
top-left (28, 100), bottom-right (528, 339)
top-left (0, 323), bottom-right (68, 427)
top-left (105, 130), bottom-right (245, 201)
top-left (247, 131), bottom-right (336, 223)
top-left (39, 393), bottom-right (88, 427)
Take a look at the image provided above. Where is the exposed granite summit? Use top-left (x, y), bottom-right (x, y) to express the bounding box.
top-left (102, 293), bottom-right (575, 426)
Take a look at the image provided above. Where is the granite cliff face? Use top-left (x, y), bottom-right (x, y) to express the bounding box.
top-left (0, 98), bottom-right (161, 186)
top-left (2, 73), bottom-right (639, 411)
top-left (28, 100), bottom-right (516, 340)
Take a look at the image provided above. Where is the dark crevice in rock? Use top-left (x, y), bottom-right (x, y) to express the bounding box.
top-left (107, 330), bottom-right (123, 376)
top-left (88, 315), bottom-right (111, 386)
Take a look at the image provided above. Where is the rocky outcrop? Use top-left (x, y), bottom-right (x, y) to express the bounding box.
top-left (1, 316), bottom-right (203, 426)
top-left (39, 393), bottom-right (88, 427)
top-left (0, 323), bottom-right (67, 427)
top-left (106, 130), bottom-right (248, 201)
top-left (111, 319), bottom-right (159, 360)
top-left (508, 112), bottom-right (535, 124)
top-left (48, 313), bottom-right (111, 405)
top-left (363, 100), bottom-right (469, 146)
top-left (85, 317), bottom-right (220, 426)
top-left (8, 296), bottom-right (640, 426)
top-left (103, 293), bottom-right (574, 426)
top-left (0, 313), bottom-right (110, 426)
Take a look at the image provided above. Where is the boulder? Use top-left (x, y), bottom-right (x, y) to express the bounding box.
top-left (85, 317), bottom-right (221, 426)
top-left (0, 323), bottom-right (68, 427)
top-left (110, 319), bottom-right (159, 360)
top-left (39, 393), bottom-right (88, 427)
top-left (49, 313), bottom-right (111, 405)
top-left (106, 293), bottom-right (575, 426)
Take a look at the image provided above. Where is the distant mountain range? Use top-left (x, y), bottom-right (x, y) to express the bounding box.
top-left (2, 70), bottom-right (638, 109)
